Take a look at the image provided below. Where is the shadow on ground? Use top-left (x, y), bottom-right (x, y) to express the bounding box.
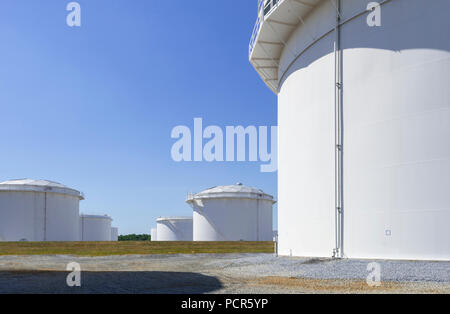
top-left (0, 271), bottom-right (223, 294)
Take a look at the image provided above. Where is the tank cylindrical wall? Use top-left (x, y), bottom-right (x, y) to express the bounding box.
top-left (80, 216), bottom-right (112, 241)
top-left (192, 198), bottom-right (273, 242)
top-left (110, 227), bottom-right (118, 241)
top-left (277, 0), bottom-right (450, 260)
top-left (0, 191), bottom-right (80, 242)
top-left (156, 218), bottom-right (192, 241)
top-left (150, 228), bottom-right (157, 241)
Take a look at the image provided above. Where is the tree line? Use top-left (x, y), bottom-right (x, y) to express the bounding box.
top-left (118, 234), bottom-right (151, 241)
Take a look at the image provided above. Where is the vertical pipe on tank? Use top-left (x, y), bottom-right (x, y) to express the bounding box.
top-left (256, 199), bottom-right (260, 241)
top-left (333, 0), bottom-right (344, 258)
top-left (44, 192), bottom-right (47, 241)
top-left (81, 215), bottom-right (84, 241)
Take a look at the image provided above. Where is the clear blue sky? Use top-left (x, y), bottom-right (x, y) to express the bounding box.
top-left (0, 0), bottom-right (277, 235)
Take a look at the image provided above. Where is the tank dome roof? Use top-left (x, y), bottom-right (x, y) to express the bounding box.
top-left (156, 216), bottom-right (192, 222)
top-left (0, 179), bottom-right (84, 200)
top-left (186, 184), bottom-right (276, 203)
top-left (80, 214), bottom-right (112, 220)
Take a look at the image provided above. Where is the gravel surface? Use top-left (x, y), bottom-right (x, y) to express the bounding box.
top-left (0, 254), bottom-right (448, 293)
top-left (203, 254), bottom-right (450, 283)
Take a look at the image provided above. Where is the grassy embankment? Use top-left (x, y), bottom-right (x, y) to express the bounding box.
top-left (0, 241), bottom-right (274, 257)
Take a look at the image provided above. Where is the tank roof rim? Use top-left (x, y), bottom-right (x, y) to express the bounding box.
top-left (0, 179), bottom-right (84, 200)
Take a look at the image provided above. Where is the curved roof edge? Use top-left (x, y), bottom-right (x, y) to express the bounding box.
top-left (80, 214), bottom-right (112, 220)
top-left (186, 184), bottom-right (276, 204)
top-left (156, 216), bottom-right (193, 222)
top-left (249, 0), bottom-right (321, 94)
top-left (0, 179), bottom-right (84, 200)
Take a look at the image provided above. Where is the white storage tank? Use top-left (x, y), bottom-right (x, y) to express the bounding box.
top-left (110, 227), bottom-right (119, 241)
top-left (186, 183), bottom-right (275, 241)
top-left (0, 179), bottom-right (84, 241)
top-left (249, 0), bottom-right (450, 260)
top-left (150, 228), bottom-right (157, 241)
top-left (156, 217), bottom-right (192, 241)
top-left (80, 214), bottom-right (112, 241)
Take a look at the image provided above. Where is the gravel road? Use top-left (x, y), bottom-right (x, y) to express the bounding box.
top-left (0, 254), bottom-right (448, 293)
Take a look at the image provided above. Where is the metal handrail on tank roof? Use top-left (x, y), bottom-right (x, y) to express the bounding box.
top-left (249, 0), bottom-right (270, 55)
top-left (249, 0), bottom-right (287, 93)
top-left (249, 0), bottom-right (283, 55)
top-left (249, 5), bottom-right (262, 55)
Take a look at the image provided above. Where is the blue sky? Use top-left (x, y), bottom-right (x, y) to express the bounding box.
top-left (0, 0), bottom-right (277, 234)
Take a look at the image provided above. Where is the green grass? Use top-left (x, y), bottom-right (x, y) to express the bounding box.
top-left (0, 241), bottom-right (275, 257)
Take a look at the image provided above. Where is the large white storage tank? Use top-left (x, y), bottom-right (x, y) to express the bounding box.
top-left (156, 217), bottom-right (193, 241)
top-left (110, 227), bottom-right (119, 241)
top-left (0, 179), bottom-right (84, 241)
top-left (249, 0), bottom-right (450, 260)
top-left (80, 214), bottom-right (112, 241)
top-left (186, 184), bottom-right (275, 241)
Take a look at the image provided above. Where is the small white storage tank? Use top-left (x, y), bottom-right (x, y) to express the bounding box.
top-left (150, 228), bottom-right (157, 241)
top-left (80, 214), bottom-right (112, 241)
top-left (156, 217), bottom-right (192, 241)
top-left (110, 227), bottom-right (118, 241)
top-left (0, 179), bottom-right (84, 241)
top-left (187, 183), bottom-right (276, 241)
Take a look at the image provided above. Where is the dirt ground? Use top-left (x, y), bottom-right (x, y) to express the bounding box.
top-left (0, 254), bottom-right (448, 294)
